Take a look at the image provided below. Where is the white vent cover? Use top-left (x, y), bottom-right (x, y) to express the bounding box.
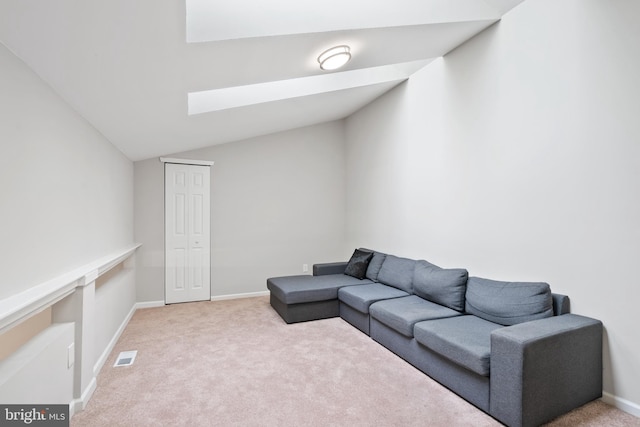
top-left (114, 350), bottom-right (138, 367)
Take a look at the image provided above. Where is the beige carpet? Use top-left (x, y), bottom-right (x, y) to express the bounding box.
top-left (72, 297), bottom-right (639, 427)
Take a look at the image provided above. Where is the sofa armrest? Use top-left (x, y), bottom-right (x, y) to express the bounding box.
top-left (490, 314), bottom-right (602, 427)
top-left (313, 262), bottom-right (347, 276)
top-left (551, 293), bottom-right (570, 315)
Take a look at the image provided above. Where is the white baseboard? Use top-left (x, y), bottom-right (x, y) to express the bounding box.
top-left (602, 391), bottom-right (640, 418)
top-left (93, 303), bottom-right (137, 377)
top-left (135, 300), bottom-right (165, 309)
top-left (70, 376), bottom-right (97, 416)
top-left (211, 291), bottom-right (269, 301)
top-left (136, 294), bottom-right (267, 305)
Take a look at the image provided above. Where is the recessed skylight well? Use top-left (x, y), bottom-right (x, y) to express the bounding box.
top-left (187, 60), bottom-right (433, 115)
top-left (318, 45), bottom-right (351, 71)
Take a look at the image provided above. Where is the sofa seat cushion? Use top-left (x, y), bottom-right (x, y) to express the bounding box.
top-left (465, 277), bottom-right (554, 326)
top-left (369, 295), bottom-right (461, 338)
top-left (338, 283), bottom-right (409, 314)
top-left (267, 275), bottom-right (373, 305)
top-left (414, 315), bottom-right (503, 377)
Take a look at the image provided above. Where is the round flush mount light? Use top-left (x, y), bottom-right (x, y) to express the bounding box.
top-left (317, 45), bottom-right (351, 71)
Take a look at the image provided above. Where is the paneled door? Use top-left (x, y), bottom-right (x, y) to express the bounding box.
top-left (165, 162), bottom-right (211, 304)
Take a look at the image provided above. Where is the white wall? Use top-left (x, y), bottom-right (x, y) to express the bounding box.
top-left (0, 41), bottom-right (134, 300)
top-left (135, 121), bottom-right (348, 302)
top-left (345, 0), bottom-right (640, 413)
top-left (0, 308), bottom-right (51, 361)
top-left (0, 41), bottom-right (136, 410)
top-left (0, 323), bottom-right (74, 405)
top-left (94, 263), bottom-right (136, 373)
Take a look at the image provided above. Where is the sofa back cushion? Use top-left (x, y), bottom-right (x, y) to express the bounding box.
top-left (413, 260), bottom-right (468, 312)
top-left (377, 255), bottom-right (416, 293)
top-left (360, 248), bottom-right (387, 282)
top-left (465, 277), bottom-right (553, 325)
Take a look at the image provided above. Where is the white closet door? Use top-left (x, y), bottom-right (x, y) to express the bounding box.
top-left (165, 163), bottom-right (211, 304)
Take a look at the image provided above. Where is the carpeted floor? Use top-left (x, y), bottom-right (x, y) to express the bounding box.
top-left (71, 296), bottom-right (639, 427)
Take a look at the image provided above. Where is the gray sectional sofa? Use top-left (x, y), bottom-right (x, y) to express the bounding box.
top-left (266, 249), bottom-right (603, 427)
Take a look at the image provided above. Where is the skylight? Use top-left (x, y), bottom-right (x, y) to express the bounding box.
top-left (186, 0), bottom-right (501, 43)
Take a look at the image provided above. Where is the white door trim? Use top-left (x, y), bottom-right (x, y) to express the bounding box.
top-left (160, 157), bottom-right (215, 167)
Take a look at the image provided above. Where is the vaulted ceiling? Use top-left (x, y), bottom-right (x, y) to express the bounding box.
top-left (0, 0), bottom-right (524, 161)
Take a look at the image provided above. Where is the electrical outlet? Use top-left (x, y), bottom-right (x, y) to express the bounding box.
top-left (302, 264), bottom-right (309, 273)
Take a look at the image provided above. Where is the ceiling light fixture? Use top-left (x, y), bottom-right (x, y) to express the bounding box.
top-left (317, 45), bottom-right (351, 71)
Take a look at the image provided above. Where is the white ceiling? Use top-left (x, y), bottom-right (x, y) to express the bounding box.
top-left (0, 0), bottom-right (524, 161)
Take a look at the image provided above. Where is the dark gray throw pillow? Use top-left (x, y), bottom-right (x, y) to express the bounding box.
top-left (412, 260), bottom-right (468, 312)
top-left (465, 277), bottom-right (553, 325)
top-left (344, 249), bottom-right (374, 279)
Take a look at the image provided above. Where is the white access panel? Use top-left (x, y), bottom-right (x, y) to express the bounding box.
top-left (165, 163), bottom-right (211, 304)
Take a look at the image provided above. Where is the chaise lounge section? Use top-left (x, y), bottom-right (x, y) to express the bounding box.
top-left (266, 248), bottom-right (603, 427)
top-left (267, 262), bottom-right (374, 324)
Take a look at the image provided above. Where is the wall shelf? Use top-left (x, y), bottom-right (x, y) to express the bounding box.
top-left (0, 244), bottom-right (141, 334)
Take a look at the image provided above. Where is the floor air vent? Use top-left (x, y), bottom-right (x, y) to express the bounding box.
top-left (114, 350), bottom-right (138, 367)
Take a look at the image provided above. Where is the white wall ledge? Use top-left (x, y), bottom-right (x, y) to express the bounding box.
top-left (0, 244), bottom-right (141, 334)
